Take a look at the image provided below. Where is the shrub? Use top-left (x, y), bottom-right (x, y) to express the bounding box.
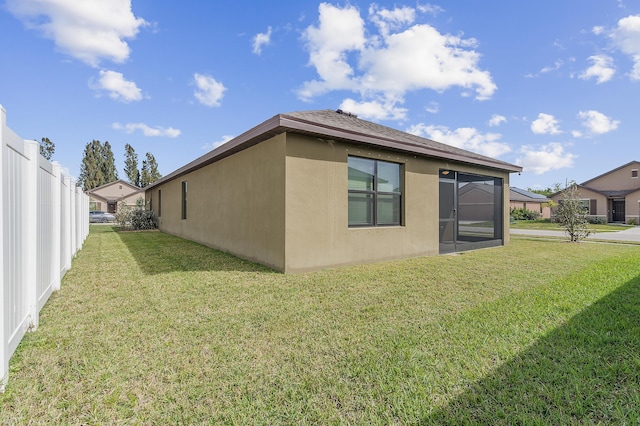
top-left (510, 207), bottom-right (541, 221)
top-left (586, 216), bottom-right (606, 225)
top-left (554, 182), bottom-right (591, 242)
top-left (129, 209), bottom-right (158, 230)
top-left (115, 199), bottom-right (158, 231)
top-left (629, 218), bottom-right (638, 226)
top-left (115, 203), bottom-right (133, 228)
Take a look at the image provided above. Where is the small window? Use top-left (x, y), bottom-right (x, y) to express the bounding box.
top-left (119, 184), bottom-right (122, 189)
top-left (158, 189), bottom-right (162, 217)
top-left (181, 181), bottom-right (188, 220)
top-left (578, 199), bottom-right (590, 213)
top-left (348, 156), bottom-right (402, 227)
top-left (632, 169), bottom-right (638, 178)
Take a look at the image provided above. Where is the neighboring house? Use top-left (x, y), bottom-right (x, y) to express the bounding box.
top-left (86, 179), bottom-right (143, 213)
top-left (509, 187), bottom-right (551, 219)
top-left (550, 161), bottom-right (640, 224)
top-left (144, 109), bottom-right (522, 273)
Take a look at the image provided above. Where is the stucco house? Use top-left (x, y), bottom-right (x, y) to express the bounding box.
top-left (550, 161), bottom-right (640, 224)
top-left (86, 179), bottom-right (143, 213)
top-left (510, 187), bottom-right (551, 219)
top-left (144, 109), bottom-right (522, 272)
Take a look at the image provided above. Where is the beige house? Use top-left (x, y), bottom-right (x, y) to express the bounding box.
top-left (550, 161), bottom-right (640, 224)
top-left (87, 179), bottom-right (143, 213)
top-left (509, 187), bottom-right (551, 219)
top-left (144, 110), bottom-right (522, 273)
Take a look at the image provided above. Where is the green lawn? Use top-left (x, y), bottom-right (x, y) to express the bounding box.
top-left (511, 219), bottom-right (630, 232)
top-left (2, 226), bottom-right (639, 424)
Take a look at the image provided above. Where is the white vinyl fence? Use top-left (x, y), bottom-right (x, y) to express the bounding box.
top-left (1, 105), bottom-right (88, 391)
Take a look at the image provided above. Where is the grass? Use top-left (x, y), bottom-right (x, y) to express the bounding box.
top-left (510, 218), bottom-right (630, 232)
top-left (1, 225), bottom-right (639, 424)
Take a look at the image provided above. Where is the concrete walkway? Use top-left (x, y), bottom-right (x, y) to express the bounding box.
top-left (510, 226), bottom-right (640, 243)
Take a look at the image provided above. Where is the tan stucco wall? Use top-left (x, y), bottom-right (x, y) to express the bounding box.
top-left (89, 181), bottom-right (143, 212)
top-left (550, 187), bottom-right (607, 217)
top-left (584, 163), bottom-right (640, 192)
top-left (148, 135), bottom-right (287, 271)
top-left (146, 132), bottom-right (512, 273)
top-left (625, 189), bottom-right (640, 222)
top-left (283, 134), bottom-right (511, 272)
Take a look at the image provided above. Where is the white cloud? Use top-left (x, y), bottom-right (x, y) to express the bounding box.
top-left (252, 26), bottom-right (272, 55)
top-left (610, 14), bottom-right (640, 80)
top-left (425, 101), bottom-right (439, 114)
top-left (202, 135), bottom-right (234, 151)
top-left (516, 143), bottom-right (576, 175)
top-left (417, 4), bottom-right (445, 15)
top-left (339, 98), bottom-right (407, 120)
top-left (6, 0), bottom-right (147, 67)
top-left (298, 3), bottom-right (496, 111)
top-left (369, 4), bottom-right (416, 38)
top-left (531, 113), bottom-right (561, 135)
top-left (579, 54), bottom-right (615, 83)
top-left (193, 73), bottom-right (226, 107)
top-left (90, 70), bottom-right (142, 103)
top-left (592, 26), bottom-right (605, 35)
top-left (488, 114), bottom-right (506, 127)
top-left (407, 124), bottom-right (511, 158)
top-left (112, 122), bottom-right (180, 138)
top-left (577, 110), bottom-right (620, 134)
top-left (299, 3), bottom-right (366, 99)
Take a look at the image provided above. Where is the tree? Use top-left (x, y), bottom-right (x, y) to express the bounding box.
top-left (140, 152), bottom-right (161, 187)
top-left (101, 141), bottom-right (118, 183)
top-left (554, 181), bottom-right (591, 242)
top-left (124, 144), bottom-right (140, 186)
top-left (38, 137), bottom-right (55, 160)
top-left (78, 140), bottom-right (118, 191)
top-left (78, 140), bottom-right (105, 191)
top-left (527, 183), bottom-right (563, 197)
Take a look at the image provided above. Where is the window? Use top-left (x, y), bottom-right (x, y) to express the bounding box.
top-left (578, 199), bottom-right (590, 213)
top-left (158, 189), bottom-right (162, 217)
top-left (348, 156), bottom-right (402, 227)
top-left (632, 169), bottom-right (638, 178)
top-left (181, 181), bottom-right (187, 220)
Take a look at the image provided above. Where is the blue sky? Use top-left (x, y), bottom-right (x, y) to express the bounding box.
top-left (1, 0), bottom-right (639, 190)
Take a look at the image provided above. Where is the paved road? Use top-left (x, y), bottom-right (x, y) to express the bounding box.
top-left (510, 226), bottom-right (640, 242)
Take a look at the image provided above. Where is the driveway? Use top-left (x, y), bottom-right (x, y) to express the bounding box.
top-left (510, 226), bottom-right (640, 243)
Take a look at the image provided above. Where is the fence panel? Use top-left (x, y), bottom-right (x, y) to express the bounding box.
top-left (1, 105), bottom-right (88, 391)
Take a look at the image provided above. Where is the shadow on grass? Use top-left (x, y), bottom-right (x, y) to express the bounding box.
top-left (427, 274), bottom-right (640, 424)
top-left (115, 228), bottom-right (276, 275)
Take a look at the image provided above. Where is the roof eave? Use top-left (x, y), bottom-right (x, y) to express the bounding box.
top-left (146, 112), bottom-right (522, 191)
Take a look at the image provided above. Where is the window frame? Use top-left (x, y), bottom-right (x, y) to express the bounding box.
top-left (632, 169), bottom-right (638, 178)
top-left (348, 156), bottom-right (403, 227)
top-left (181, 181), bottom-right (188, 220)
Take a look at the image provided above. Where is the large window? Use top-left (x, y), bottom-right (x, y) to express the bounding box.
top-left (348, 156), bottom-right (402, 227)
top-left (181, 181), bottom-right (187, 220)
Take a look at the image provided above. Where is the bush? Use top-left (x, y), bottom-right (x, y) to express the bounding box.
top-left (115, 199), bottom-right (158, 231)
top-left (510, 207), bottom-right (541, 221)
top-left (629, 218), bottom-right (638, 226)
top-left (586, 216), bottom-right (606, 224)
top-left (129, 209), bottom-right (158, 230)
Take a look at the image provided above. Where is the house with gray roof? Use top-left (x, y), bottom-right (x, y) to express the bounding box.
top-left (509, 187), bottom-right (551, 219)
top-left (550, 161), bottom-right (640, 224)
top-left (144, 109), bottom-right (522, 272)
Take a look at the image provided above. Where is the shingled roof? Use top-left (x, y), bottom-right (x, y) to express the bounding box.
top-left (147, 109), bottom-right (522, 190)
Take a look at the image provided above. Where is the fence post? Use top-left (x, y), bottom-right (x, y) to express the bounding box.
top-left (51, 163), bottom-right (62, 292)
top-left (61, 176), bottom-right (72, 274)
top-left (23, 140), bottom-right (39, 331)
top-left (0, 105), bottom-right (7, 390)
